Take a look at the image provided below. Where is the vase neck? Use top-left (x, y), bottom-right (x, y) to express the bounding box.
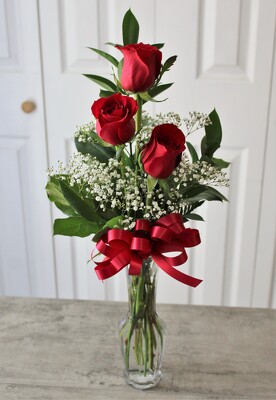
top-left (127, 258), bottom-right (158, 318)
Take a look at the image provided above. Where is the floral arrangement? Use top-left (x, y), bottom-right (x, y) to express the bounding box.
top-left (46, 10), bottom-right (229, 388)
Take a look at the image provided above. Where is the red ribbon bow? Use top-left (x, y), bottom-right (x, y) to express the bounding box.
top-left (94, 213), bottom-right (202, 287)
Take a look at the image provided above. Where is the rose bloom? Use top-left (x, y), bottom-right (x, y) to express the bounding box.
top-left (91, 93), bottom-right (138, 146)
top-left (141, 124), bottom-right (186, 179)
top-left (116, 43), bottom-right (162, 93)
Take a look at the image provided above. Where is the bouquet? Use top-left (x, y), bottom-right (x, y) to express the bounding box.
top-left (46, 10), bottom-right (229, 389)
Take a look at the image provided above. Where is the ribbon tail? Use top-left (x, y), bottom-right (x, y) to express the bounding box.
top-left (152, 252), bottom-right (203, 288)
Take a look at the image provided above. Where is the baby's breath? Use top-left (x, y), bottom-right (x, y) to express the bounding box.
top-left (74, 121), bottom-right (96, 143)
top-left (183, 111), bottom-right (212, 134)
top-left (49, 113), bottom-right (229, 230)
top-left (173, 154), bottom-right (229, 187)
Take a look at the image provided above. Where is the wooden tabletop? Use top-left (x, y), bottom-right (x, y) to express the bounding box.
top-left (0, 297), bottom-right (275, 399)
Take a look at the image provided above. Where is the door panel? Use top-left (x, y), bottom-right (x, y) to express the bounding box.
top-left (252, 30), bottom-right (276, 308)
top-left (0, 0), bottom-right (56, 297)
top-left (155, 0), bottom-right (276, 306)
top-left (38, 0), bottom-right (156, 300)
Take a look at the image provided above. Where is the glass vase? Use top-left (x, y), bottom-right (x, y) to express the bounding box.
top-left (119, 257), bottom-right (167, 389)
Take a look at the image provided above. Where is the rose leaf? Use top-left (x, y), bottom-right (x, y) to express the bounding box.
top-left (87, 48), bottom-right (119, 68)
top-left (122, 9), bottom-right (139, 45)
top-left (54, 217), bottom-right (100, 237)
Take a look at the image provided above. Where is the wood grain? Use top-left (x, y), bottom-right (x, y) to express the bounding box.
top-left (0, 297), bottom-right (275, 399)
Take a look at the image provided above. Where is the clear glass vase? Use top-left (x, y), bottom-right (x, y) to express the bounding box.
top-left (119, 257), bottom-right (167, 389)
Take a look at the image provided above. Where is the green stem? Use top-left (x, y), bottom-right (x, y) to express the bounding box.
top-left (135, 94), bottom-right (143, 132)
top-left (151, 319), bottom-right (157, 350)
top-left (134, 328), bottom-right (140, 365)
top-left (147, 321), bottom-right (153, 370)
top-left (122, 260), bottom-right (163, 375)
top-left (146, 176), bottom-right (155, 209)
top-left (117, 145), bottom-right (125, 175)
top-left (134, 94), bottom-right (143, 165)
top-left (154, 318), bottom-right (164, 349)
top-left (116, 145), bottom-right (123, 161)
top-left (144, 318), bottom-right (148, 375)
top-left (119, 145), bottom-right (130, 217)
top-left (125, 322), bottom-right (134, 370)
top-left (135, 276), bottom-right (145, 318)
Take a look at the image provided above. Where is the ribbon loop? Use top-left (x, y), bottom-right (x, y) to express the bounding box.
top-left (151, 225), bottom-right (172, 242)
top-left (135, 219), bottom-right (151, 234)
top-left (93, 213), bottom-right (202, 287)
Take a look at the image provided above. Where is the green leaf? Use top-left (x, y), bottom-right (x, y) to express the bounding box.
top-left (200, 155), bottom-right (230, 170)
top-left (159, 179), bottom-right (171, 194)
top-left (116, 146), bottom-right (134, 169)
top-left (99, 89), bottom-right (116, 98)
top-left (186, 141), bottom-right (199, 163)
top-left (88, 131), bottom-right (114, 147)
top-left (148, 83), bottom-right (173, 100)
top-left (159, 55), bottom-right (177, 80)
top-left (201, 109), bottom-right (222, 158)
top-left (200, 136), bottom-right (208, 157)
top-left (54, 217), bottom-right (99, 237)
top-left (200, 154), bottom-right (213, 164)
top-left (184, 213), bottom-right (204, 221)
top-left (87, 48), bottom-right (119, 67)
top-left (92, 227), bottom-right (109, 243)
top-left (97, 209), bottom-right (119, 222)
top-left (211, 157), bottom-right (230, 169)
top-left (75, 134), bottom-right (116, 163)
top-left (117, 59), bottom-right (124, 79)
top-left (122, 9), bottom-right (139, 45)
top-left (46, 177), bottom-right (77, 217)
top-left (158, 178), bottom-right (174, 200)
top-left (112, 73), bottom-right (123, 91)
top-left (204, 186), bottom-right (228, 202)
top-left (163, 55), bottom-right (177, 72)
top-left (179, 184), bottom-right (207, 197)
top-left (92, 216), bottom-right (123, 243)
top-left (105, 42), bottom-right (119, 47)
top-left (139, 92), bottom-right (167, 103)
top-left (59, 180), bottom-right (105, 224)
top-left (147, 176), bottom-right (158, 192)
top-left (123, 153), bottom-right (135, 169)
top-left (83, 74), bottom-right (117, 92)
top-left (181, 184), bottom-right (228, 203)
top-left (151, 43), bottom-right (164, 49)
top-left (103, 216), bottom-right (122, 229)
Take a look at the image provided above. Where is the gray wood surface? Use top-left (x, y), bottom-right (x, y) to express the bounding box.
top-left (0, 297), bottom-right (275, 399)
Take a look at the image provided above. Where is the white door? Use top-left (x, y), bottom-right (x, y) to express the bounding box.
top-left (155, 0), bottom-right (276, 307)
top-left (39, 0), bottom-right (157, 301)
top-left (38, 0), bottom-right (276, 306)
top-left (0, 0), bottom-right (56, 297)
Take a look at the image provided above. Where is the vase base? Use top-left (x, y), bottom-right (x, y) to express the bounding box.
top-left (124, 369), bottom-right (162, 390)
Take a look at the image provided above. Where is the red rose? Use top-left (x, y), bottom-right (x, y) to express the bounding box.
top-left (141, 124), bottom-right (185, 179)
top-left (91, 93), bottom-right (138, 146)
top-left (116, 43), bottom-right (162, 93)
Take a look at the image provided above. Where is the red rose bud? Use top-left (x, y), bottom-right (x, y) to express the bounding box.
top-left (91, 93), bottom-right (138, 146)
top-left (141, 124), bottom-right (186, 179)
top-left (116, 43), bottom-right (162, 93)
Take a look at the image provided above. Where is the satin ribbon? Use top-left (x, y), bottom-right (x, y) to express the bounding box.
top-left (94, 213), bottom-right (202, 287)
